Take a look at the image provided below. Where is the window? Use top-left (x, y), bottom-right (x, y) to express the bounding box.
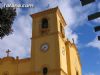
top-left (76, 71), bottom-right (79, 75)
top-left (41, 18), bottom-right (48, 29)
top-left (60, 23), bottom-right (65, 38)
top-left (60, 23), bottom-right (63, 33)
top-left (43, 67), bottom-right (48, 75)
top-left (60, 23), bottom-right (64, 33)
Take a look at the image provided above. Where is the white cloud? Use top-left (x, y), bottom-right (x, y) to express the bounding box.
top-left (59, 0), bottom-right (100, 47)
top-left (0, 0), bottom-right (93, 58)
top-left (13, 15), bottom-right (32, 37)
top-left (97, 2), bottom-right (100, 9)
top-left (0, 0), bottom-right (86, 58)
top-left (16, 8), bottom-right (22, 15)
top-left (85, 72), bottom-right (96, 75)
top-left (87, 38), bottom-right (100, 50)
top-left (57, 0), bottom-right (94, 45)
top-left (0, 15), bottom-right (32, 58)
top-left (96, 61), bottom-right (100, 65)
top-left (65, 26), bottom-right (78, 44)
top-left (28, 0), bottom-right (80, 45)
top-left (85, 0), bottom-right (100, 50)
top-left (1, 0), bottom-right (14, 3)
top-left (93, 18), bottom-right (100, 23)
top-left (58, 0), bottom-right (80, 44)
top-left (59, 0), bottom-right (77, 26)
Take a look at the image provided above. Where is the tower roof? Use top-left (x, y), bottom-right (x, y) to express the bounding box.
top-left (31, 7), bottom-right (67, 26)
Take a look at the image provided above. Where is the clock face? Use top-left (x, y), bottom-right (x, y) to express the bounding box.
top-left (41, 43), bottom-right (49, 52)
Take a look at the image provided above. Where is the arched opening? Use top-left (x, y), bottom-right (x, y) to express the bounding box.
top-left (60, 23), bottom-right (65, 38)
top-left (76, 71), bottom-right (79, 75)
top-left (43, 67), bottom-right (48, 75)
top-left (41, 18), bottom-right (48, 29)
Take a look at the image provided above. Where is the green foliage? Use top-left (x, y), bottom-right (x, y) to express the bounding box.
top-left (0, 7), bottom-right (16, 39)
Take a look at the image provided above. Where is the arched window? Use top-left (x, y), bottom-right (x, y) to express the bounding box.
top-left (60, 23), bottom-right (65, 38)
top-left (60, 23), bottom-right (65, 34)
top-left (41, 18), bottom-right (48, 29)
top-left (43, 67), bottom-right (48, 75)
top-left (76, 71), bottom-right (79, 75)
top-left (60, 23), bottom-right (63, 33)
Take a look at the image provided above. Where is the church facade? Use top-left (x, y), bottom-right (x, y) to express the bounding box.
top-left (0, 7), bottom-right (82, 75)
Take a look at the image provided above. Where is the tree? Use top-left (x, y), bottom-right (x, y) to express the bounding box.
top-left (0, 7), bottom-right (16, 39)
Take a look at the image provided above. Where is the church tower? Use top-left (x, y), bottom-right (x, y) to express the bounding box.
top-left (31, 7), bottom-right (68, 75)
top-left (31, 7), bottom-right (82, 75)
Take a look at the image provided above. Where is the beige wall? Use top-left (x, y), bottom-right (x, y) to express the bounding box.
top-left (0, 59), bottom-right (17, 75)
top-left (69, 44), bottom-right (82, 75)
top-left (0, 58), bottom-right (31, 75)
top-left (31, 15), bottom-right (60, 74)
top-left (31, 13), bottom-right (58, 38)
top-left (17, 60), bottom-right (31, 74)
top-left (58, 36), bottom-right (68, 74)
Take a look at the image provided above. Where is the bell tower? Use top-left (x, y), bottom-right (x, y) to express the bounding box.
top-left (31, 7), bottom-right (68, 75)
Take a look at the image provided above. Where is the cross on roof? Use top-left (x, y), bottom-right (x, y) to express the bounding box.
top-left (6, 49), bottom-right (11, 57)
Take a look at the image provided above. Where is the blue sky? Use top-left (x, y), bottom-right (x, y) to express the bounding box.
top-left (0, 0), bottom-right (100, 75)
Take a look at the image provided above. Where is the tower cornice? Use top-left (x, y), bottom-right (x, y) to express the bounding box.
top-left (30, 7), bottom-right (66, 26)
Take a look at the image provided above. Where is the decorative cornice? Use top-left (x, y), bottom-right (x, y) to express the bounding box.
top-left (0, 56), bottom-right (31, 64)
top-left (32, 31), bottom-right (59, 39)
top-left (30, 7), bottom-right (59, 17)
top-left (65, 40), bottom-right (82, 67)
top-left (71, 44), bottom-right (82, 67)
top-left (18, 58), bottom-right (31, 63)
top-left (30, 7), bottom-right (66, 26)
top-left (65, 40), bottom-right (82, 74)
top-left (2, 56), bottom-right (15, 61)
